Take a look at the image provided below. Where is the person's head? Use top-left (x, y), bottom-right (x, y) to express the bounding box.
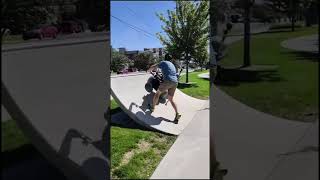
top-left (164, 53), bottom-right (172, 61)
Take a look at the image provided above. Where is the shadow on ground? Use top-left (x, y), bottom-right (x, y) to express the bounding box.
top-left (282, 51), bottom-right (319, 62)
top-left (214, 66), bottom-right (283, 86)
top-left (2, 144), bottom-right (67, 180)
top-left (178, 82), bottom-right (199, 89)
top-left (2, 144), bottom-right (39, 168)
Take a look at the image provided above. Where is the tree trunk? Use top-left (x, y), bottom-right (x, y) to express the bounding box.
top-left (291, 16), bottom-right (295, 32)
top-left (243, 0), bottom-right (251, 67)
top-left (290, 0), bottom-right (295, 32)
top-left (185, 59), bottom-right (189, 83)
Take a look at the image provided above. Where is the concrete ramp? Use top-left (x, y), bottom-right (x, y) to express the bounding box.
top-left (2, 39), bottom-right (110, 180)
top-left (111, 73), bottom-right (206, 135)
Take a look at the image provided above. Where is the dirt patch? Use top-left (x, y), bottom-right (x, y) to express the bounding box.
top-left (117, 139), bottom-right (151, 168)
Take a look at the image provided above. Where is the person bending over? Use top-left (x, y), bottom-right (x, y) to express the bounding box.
top-left (147, 53), bottom-right (181, 124)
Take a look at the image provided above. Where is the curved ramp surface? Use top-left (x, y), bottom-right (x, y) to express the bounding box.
top-left (111, 73), bottom-right (206, 135)
top-left (2, 40), bottom-right (110, 180)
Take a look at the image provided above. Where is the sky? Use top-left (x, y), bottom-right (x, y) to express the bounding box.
top-left (111, 1), bottom-right (176, 51)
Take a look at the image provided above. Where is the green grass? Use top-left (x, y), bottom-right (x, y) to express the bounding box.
top-left (1, 119), bottom-right (30, 152)
top-left (110, 99), bottom-right (122, 115)
top-left (1, 100), bottom-right (120, 154)
top-left (111, 126), bottom-right (176, 179)
top-left (269, 23), bottom-right (303, 30)
top-left (2, 35), bottom-right (24, 44)
top-left (179, 70), bottom-right (209, 99)
top-left (218, 26), bottom-right (318, 122)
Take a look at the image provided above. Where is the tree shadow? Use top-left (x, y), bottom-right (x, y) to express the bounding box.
top-left (178, 83), bottom-right (199, 89)
top-left (281, 51), bottom-right (319, 62)
top-left (2, 144), bottom-right (40, 168)
top-left (258, 30), bottom-right (292, 34)
top-left (214, 66), bottom-right (283, 87)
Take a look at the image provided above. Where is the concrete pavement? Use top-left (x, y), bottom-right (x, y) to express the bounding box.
top-left (151, 100), bottom-right (209, 179)
top-left (198, 72), bottom-right (209, 79)
top-left (281, 34), bottom-right (319, 53)
top-left (2, 39), bottom-right (110, 180)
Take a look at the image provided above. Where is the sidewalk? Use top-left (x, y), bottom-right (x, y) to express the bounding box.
top-left (281, 34), bottom-right (318, 53)
top-left (212, 86), bottom-right (318, 180)
top-left (151, 101), bottom-right (209, 179)
top-left (2, 32), bottom-right (109, 52)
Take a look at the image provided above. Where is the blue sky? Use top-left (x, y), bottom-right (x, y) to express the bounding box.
top-left (111, 1), bottom-right (176, 51)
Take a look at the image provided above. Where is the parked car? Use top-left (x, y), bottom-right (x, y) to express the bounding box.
top-left (22, 24), bottom-right (58, 40)
top-left (127, 68), bottom-right (138, 72)
top-left (73, 19), bottom-right (88, 32)
top-left (117, 69), bottom-right (129, 74)
top-left (59, 21), bottom-right (82, 34)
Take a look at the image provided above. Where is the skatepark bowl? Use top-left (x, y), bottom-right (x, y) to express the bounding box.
top-left (2, 38), bottom-right (110, 180)
top-left (111, 72), bottom-right (208, 135)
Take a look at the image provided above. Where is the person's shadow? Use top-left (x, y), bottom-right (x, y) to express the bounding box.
top-left (58, 125), bottom-right (110, 179)
top-left (128, 92), bottom-right (175, 125)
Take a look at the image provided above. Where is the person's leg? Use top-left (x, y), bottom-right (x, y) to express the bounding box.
top-left (151, 81), bottom-right (168, 112)
top-left (168, 95), bottom-right (178, 114)
top-left (167, 83), bottom-right (181, 122)
top-left (152, 90), bottom-right (162, 111)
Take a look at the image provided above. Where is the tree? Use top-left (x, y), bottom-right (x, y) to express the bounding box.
top-left (193, 45), bottom-right (208, 71)
top-left (111, 50), bottom-right (130, 73)
top-left (133, 52), bottom-right (156, 71)
top-left (75, 0), bottom-right (109, 31)
top-left (264, 0), bottom-right (309, 31)
top-left (233, 0), bottom-right (255, 67)
top-left (157, 0), bottom-right (209, 83)
top-left (1, 0), bottom-right (54, 37)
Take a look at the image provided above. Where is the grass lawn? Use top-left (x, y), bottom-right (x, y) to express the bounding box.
top-left (111, 126), bottom-right (176, 179)
top-left (110, 99), bottom-right (177, 179)
top-left (178, 70), bottom-right (209, 99)
top-left (217, 26), bottom-right (318, 122)
top-left (2, 35), bottom-right (24, 44)
top-left (1, 119), bottom-right (30, 153)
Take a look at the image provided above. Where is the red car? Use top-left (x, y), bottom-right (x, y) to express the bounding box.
top-left (23, 24), bottom-right (58, 40)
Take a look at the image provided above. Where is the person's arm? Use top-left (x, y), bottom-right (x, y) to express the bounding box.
top-left (147, 63), bottom-right (159, 72)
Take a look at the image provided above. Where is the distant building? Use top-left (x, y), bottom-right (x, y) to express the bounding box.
top-left (118, 47), bottom-right (164, 60)
top-left (125, 50), bottom-right (140, 60)
top-left (144, 48), bottom-right (164, 58)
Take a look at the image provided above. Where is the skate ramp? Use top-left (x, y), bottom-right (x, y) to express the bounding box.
top-left (2, 40), bottom-right (110, 180)
top-left (111, 73), bottom-right (207, 135)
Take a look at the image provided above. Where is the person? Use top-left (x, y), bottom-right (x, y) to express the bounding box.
top-left (147, 53), bottom-right (181, 124)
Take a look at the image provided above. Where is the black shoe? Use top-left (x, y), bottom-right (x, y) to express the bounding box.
top-left (173, 113), bottom-right (181, 124)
